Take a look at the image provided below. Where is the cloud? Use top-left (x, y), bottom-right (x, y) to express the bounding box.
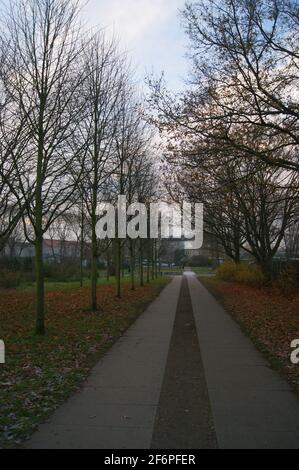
top-left (85, 0), bottom-right (182, 43)
top-left (83, 0), bottom-right (188, 91)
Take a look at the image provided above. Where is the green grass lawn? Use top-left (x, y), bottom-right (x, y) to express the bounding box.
top-left (19, 273), bottom-right (139, 292)
top-left (160, 267), bottom-right (182, 273)
top-left (16, 267), bottom-right (214, 293)
top-left (18, 269), bottom-right (182, 292)
top-left (187, 267), bottom-right (215, 275)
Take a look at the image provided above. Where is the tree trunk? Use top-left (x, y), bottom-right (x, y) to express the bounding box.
top-left (146, 240), bottom-right (150, 283)
top-left (35, 116), bottom-right (45, 335)
top-left (154, 240), bottom-right (158, 279)
top-left (116, 239), bottom-right (121, 298)
top-left (106, 250), bottom-right (110, 282)
top-left (129, 239), bottom-right (135, 290)
top-left (158, 255), bottom-right (162, 277)
top-left (140, 239), bottom-right (144, 287)
top-left (91, 220), bottom-right (98, 311)
top-left (80, 241), bottom-right (84, 288)
top-left (260, 257), bottom-right (274, 283)
top-left (234, 237), bottom-right (241, 264)
top-left (35, 233), bottom-right (45, 335)
top-left (80, 205), bottom-right (84, 288)
top-left (151, 240), bottom-right (155, 280)
top-left (122, 252), bottom-right (125, 278)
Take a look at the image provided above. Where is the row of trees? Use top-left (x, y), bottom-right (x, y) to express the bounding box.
top-left (148, 0), bottom-right (299, 280)
top-left (0, 0), bottom-right (160, 334)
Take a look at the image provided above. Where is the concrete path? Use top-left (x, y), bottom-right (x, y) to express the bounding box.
top-left (151, 276), bottom-right (217, 449)
top-left (26, 277), bottom-right (181, 449)
top-left (26, 273), bottom-right (299, 449)
top-left (187, 274), bottom-right (299, 449)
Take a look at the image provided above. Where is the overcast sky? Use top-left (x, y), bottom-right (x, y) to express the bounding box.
top-left (0, 0), bottom-right (189, 91)
top-left (82, 0), bottom-right (189, 92)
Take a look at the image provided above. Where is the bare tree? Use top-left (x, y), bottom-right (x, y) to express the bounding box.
top-left (180, 0), bottom-right (299, 172)
top-left (113, 87), bottom-right (139, 298)
top-left (232, 163), bottom-right (298, 278)
top-left (0, 34), bottom-right (29, 252)
top-left (79, 33), bottom-right (127, 311)
top-left (159, 112), bottom-right (299, 278)
top-left (123, 122), bottom-right (157, 290)
top-left (2, 0), bottom-right (86, 334)
top-left (147, 0), bottom-right (299, 178)
top-left (112, 87), bottom-right (158, 297)
top-left (284, 215), bottom-right (299, 259)
top-left (47, 215), bottom-right (73, 262)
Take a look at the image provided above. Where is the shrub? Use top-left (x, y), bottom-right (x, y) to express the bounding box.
top-left (217, 262), bottom-right (265, 287)
top-left (234, 263), bottom-right (265, 287)
top-left (0, 257), bottom-right (22, 271)
top-left (216, 261), bottom-right (238, 281)
top-left (0, 270), bottom-right (22, 289)
top-left (44, 260), bottom-right (81, 282)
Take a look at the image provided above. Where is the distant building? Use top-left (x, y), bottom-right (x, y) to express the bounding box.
top-left (1, 238), bottom-right (85, 262)
top-left (185, 232), bottom-right (227, 265)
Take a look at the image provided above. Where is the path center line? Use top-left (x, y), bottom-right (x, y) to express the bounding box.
top-left (151, 276), bottom-right (218, 449)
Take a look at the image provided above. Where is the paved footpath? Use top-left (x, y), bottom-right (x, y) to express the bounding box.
top-left (26, 273), bottom-right (299, 449)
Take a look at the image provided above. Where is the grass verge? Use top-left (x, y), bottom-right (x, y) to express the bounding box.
top-left (0, 277), bottom-right (169, 448)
